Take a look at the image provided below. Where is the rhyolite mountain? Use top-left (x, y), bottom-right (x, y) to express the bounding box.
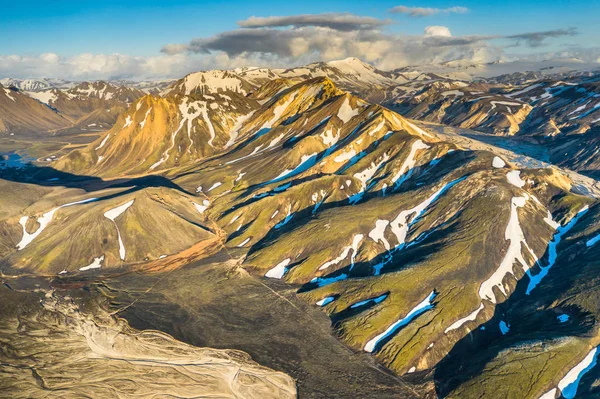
top-left (3, 57), bottom-right (600, 177)
top-left (0, 81), bottom-right (145, 136)
top-left (3, 63), bottom-right (600, 399)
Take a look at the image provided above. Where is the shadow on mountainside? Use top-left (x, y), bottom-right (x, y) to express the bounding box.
top-left (0, 163), bottom-right (194, 196)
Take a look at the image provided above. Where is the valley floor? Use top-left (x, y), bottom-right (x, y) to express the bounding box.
top-left (0, 250), bottom-right (427, 398)
top-left (101, 250), bottom-right (427, 398)
top-left (422, 121), bottom-right (600, 198)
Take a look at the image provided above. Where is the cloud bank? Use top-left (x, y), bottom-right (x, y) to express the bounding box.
top-left (0, 11), bottom-right (595, 80)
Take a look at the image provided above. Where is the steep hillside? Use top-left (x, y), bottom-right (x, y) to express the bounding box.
top-left (25, 81), bottom-right (145, 133)
top-left (0, 84), bottom-right (72, 135)
top-left (389, 83), bottom-right (532, 135)
top-left (55, 76), bottom-right (341, 176)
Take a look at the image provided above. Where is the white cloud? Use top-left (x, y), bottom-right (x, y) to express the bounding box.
top-left (0, 14), bottom-right (594, 81)
top-left (424, 26), bottom-right (452, 37)
top-left (389, 5), bottom-right (468, 17)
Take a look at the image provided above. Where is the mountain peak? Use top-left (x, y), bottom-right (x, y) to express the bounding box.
top-left (327, 57), bottom-right (375, 72)
top-left (165, 69), bottom-right (255, 96)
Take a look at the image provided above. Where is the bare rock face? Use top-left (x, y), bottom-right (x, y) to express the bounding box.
top-left (0, 288), bottom-right (296, 399)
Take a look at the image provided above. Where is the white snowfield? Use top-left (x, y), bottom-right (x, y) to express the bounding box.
top-left (352, 153), bottom-right (390, 200)
top-left (441, 90), bottom-right (464, 97)
top-left (179, 70), bottom-right (247, 96)
top-left (316, 296), bottom-right (335, 306)
top-left (364, 290), bottom-right (437, 353)
top-left (262, 92), bottom-right (298, 131)
top-left (369, 220), bottom-right (392, 251)
top-left (337, 97), bottom-right (360, 123)
top-left (207, 182), bottom-right (222, 192)
top-left (371, 177), bottom-right (464, 275)
top-left (492, 156), bottom-right (506, 168)
top-left (79, 255), bottom-right (105, 271)
top-left (95, 133), bottom-right (111, 150)
top-left (318, 234), bottom-right (364, 271)
top-left (444, 303), bottom-right (484, 333)
top-left (104, 199), bottom-right (134, 261)
top-left (17, 198), bottom-right (98, 250)
top-left (391, 139), bottom-right (430, 186)
top-left (150, 98), bottom-right (204, 170)
top-left (237, 237), bottom-right (251, 247)
top-left (123, 115), bottom-right (132, 128)
top-left (479, 196), bottom-right (535, 303)
top-left (265, 258), bottom-right (291, 279)
top-left (506, 170), bottom-right (526, 188)
top-left (193, 200), bottom-right (210, 214)
top-left (24, 89), bottom-right (57, 105)
top-left (139, 107), bottom-right (152, 129)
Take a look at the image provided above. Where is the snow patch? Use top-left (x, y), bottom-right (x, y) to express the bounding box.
top-left (556, 347), bottom-right (599, 399)
top-left (364, 291), bottom-right (436, 353)
top-left (526, 206), bottom-right (589, 294)
top-left (17, 198), bottom-right (98, 250)
top-left (445, 303), bottom-right (484, 333)
top-left (193, 199), bottom-right (210, 214)
top-left (266, 258), bottom-right (291, 279)
top-left (79, 255), bottom-right (105, 271)
top-left (506, 170), bottom-right (526, 188)
top-left (479, 196), bottom-right (535, 303)
top-left (337, 97), bottom-right (360, 123)
top-left (104, 200), bottom-right (134, 261)
top-left (492, 156), bottom-right (506, 168)
top-left (316, 296), bottom-right (335, 306)
top-left (237, 237), bottom-right (251, 247)
top-left (318, 234), bottom-right (364, 271)
top-left (391, 140), bottom-right (430, 187)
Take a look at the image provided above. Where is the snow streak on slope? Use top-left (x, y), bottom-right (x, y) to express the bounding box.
top-left (17, 198), bottom-right (98, 250)
top-left (479, 196), bottom-right (536, 303)
top-left (444, 303), bottom-right (485, 333)
top-left (371, 177), bottom-right (465, 275)
top-left (391, 140), bottom-right (430, 187)
top-left (266, 258), bottom-right (291, 279)
top-left (79, 255), bottom-right (105, 271)
top-left (103, 200), bottom-right (134, 261)
top-left (526, 206), bottom-right (589, 294)
top-left (318, 234), bottom-right (364, 271)
top-left (364, 291), bottom-right (436, 353)
top-left (539, 347), bottom-right (599, 399)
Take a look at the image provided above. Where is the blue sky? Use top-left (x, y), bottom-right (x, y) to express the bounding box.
top-left (2, 0), bottom-right (597, 56)
top-left (1, 1), bottom-right (598, 79)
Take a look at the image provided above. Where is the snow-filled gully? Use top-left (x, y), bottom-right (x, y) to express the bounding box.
top-left (370, 177), bottom-right (465, 275)
top-left (364, 291), bottom-right (436, 353)
top-left (103, 200), bottom-right (134, 261)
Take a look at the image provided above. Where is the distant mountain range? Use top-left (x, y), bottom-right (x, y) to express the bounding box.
top-left (5, 56), bottom-right (597, 176)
